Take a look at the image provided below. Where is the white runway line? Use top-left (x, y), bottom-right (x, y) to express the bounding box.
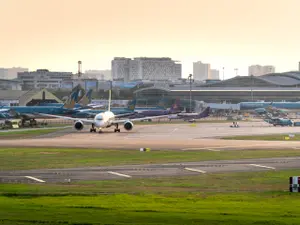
top-left (181, 148), bottom-right (220, 151)
top-left (248, 164), bottom-right (276, 170)
top-left (107, 171), bottom-right (132, 178)
top-left (170, 128), bottom-right (178, 134)
top-left (207, 149), bottom-right (221, 152)
top-left (24, 176), bottom-right (46, 183)
top-left (184, 167), bottom-right (206, 173)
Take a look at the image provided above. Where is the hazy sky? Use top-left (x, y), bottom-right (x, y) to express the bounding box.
top-left (1, 0), bottom-right (300, 78)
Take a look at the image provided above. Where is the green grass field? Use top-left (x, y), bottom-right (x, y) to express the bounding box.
top-left (222, 134), bottom-right (300, 141)
top-left (0, 170), bottom-right (299, 225)
top-left (0, 128), bottom-right (64, 139)
top-left (2, 147), bottom-right (300, 170)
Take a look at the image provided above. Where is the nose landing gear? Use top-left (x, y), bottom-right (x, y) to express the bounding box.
top-left (90, 123), bottom-right (96, 132)
top-left (114, 124), bottom-right (120, 132)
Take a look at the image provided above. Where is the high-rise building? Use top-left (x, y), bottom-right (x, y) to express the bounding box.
top-left (18, 69), bottom-right (73, 90)
top-left (111, 57), bottom-right (181, 82)
top-left (111, 57), bottom-right (131, 82)
top-left (248, 65), bottom-right (275, 76)
top-left (0, 67), bottom-right (28, 79)
top-left (210, 69), bottom-right (220, 80)
top-left (174, 64), bottom-right (182, 80)
top-left (193, 61), bottom-right (211, 81)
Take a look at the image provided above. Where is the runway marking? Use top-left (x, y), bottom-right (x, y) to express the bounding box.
top-left (182, 148), bottom-right (220, 151)
top-left (182, 143), bottom-right (291, 151)
top-left (107, 171), bottom-right (132, 178)
top-left (248, 164), bottom-right (276, 170)
top-left (184, 167), bottom-right (206, 173)
top-left (170, 128), bottom-right (178, 134)
top-left (207, 149), bottom-right (221, 152)
top-left (24, 176), bottom-right (46, 183)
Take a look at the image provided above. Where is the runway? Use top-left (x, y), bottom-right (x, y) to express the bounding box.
top-left (0, 122), bottom-right (300, 150)
top-left (1, 122), bottom-right (300, 184)
top-left (1, 157), bottom-right (299, 183)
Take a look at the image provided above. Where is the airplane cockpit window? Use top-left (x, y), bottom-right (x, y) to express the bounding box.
top-left (95, 115), bottom-right (103, 120)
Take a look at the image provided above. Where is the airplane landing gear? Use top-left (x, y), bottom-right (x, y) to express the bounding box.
top-left (114, 124), bottom-right (120, 132)
top-left (98, 128), bottom-right (103, 133)
top-left (90, 124), bottom-right (96, 132)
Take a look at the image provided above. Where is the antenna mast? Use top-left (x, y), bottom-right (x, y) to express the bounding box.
top-left (78, 61), bottom-right (82, 78)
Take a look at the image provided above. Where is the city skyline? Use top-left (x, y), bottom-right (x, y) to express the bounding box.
top-left (0, 60), bottom-right (289, 80)
top-left (1, 0), bottom-right (300, 78)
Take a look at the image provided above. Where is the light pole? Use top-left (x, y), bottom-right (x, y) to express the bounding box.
top-left (188, 74), bottom-right (193, 112)
top-left (251, 74), bottom-right (254, 101)
top-left (234, 68), bottom-right (238, 76)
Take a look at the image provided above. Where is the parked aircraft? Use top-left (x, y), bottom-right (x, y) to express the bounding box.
top-left (169, 107), bottom-right (210, 122)
top-left (38, 89), bottom-right (101, 109)
top-left (240, 101), bottom-right (300, 112)
top-left (127, 99), bottom-right (181, 120)
top-left (39, 90), bottom-right (169, 133)
top-left (134, 98), bottom-right (166, 111)
top-left (254, 104), bottom-right (288, 117)
top-left (264, 117), bottom-right (294, 126)
top-left (263, 113), bottom-right (293, 126)
top-left (0, 89), bottom-right (81, 125)
top-left (72, 99), bottom-right (137, 118)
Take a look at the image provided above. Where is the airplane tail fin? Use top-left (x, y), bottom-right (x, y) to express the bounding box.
top-left (7, 109), bottom-right (21, 118)
top-left (198, 107), bottom-right (210, 118)
top-left (62, 89), bottom-right (80, 109)
top-left (170, 99), bottom-right (181, 113)
top-left (264, 112), bottom-right (274, 120)
top-left (127, 99), bottom-right (136, 111)
top-left (266, 101), bottom-right (274, 111)
top-left (78, 89), bottom-right (93, 107)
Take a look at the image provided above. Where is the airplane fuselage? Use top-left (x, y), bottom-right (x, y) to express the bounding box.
top-left (93, 111), bottom-right (116, 128)
top-left (0, 106), bottom-right (75, 116)
top-left (264, 118), bottom-right (293, 126)
top-left (240, 102), bottom-right (300, 111)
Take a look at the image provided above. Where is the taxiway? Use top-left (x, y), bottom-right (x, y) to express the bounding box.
top-left (1, 157), bottom-right (299, 183)
top-left (0, 122), bottom-right (300, 150)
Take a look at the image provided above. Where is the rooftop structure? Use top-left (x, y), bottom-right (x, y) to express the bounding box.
top-left (134, 72), bottom-right (300, 103)
top-left (18, 69), bottom-right (73, 90)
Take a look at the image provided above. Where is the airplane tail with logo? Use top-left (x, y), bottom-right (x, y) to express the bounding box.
top-left (127, 99), bottom-right (137, 111)
top-left (197, 107), bottom-right (210, 118)
top-left (170, 99), bottom-right (181, 113)
top-left (264, 112), bottom-right (275, 120)
top-left (62, 88), bottom-right (80, 109)
top-left (78, 89), bottom-right (93, 107)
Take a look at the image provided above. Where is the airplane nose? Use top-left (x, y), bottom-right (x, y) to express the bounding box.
top-left (95, 121), bottom-right (104, 128)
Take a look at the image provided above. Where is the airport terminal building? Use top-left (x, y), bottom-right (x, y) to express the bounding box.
top-left (134, 72), bottom-right (300, 104)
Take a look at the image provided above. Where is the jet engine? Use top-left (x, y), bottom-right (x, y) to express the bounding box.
top-left (124, 121), bottom-right (133, 131)
top-left (74, 121), bottom-right (84, 130)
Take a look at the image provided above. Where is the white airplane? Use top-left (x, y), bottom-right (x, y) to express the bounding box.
top-left (39, 90), bottom-right (168, 133)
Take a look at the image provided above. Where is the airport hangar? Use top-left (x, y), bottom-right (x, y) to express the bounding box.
top-left (134, 72), bottom-right (300, 105)
top-left (0, 89), bottom-right (62, 106)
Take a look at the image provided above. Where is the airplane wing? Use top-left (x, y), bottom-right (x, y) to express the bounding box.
top-left (112, 115), bottom-right (169, 124)
top-left (114, 112), bottom-right (136, 118)
top-left (38, 113), bottom-right (95, 124)
top-left (87, 104), bottom-right (104, 109)
top-left (76, 105), bottom-right (105, 111)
